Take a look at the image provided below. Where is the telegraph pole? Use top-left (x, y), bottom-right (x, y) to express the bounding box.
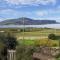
top-left (23, 17), bottom-right (25, 40)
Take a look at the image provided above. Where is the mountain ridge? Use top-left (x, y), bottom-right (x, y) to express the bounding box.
top-left (0, 17), bottom-right (58, 25)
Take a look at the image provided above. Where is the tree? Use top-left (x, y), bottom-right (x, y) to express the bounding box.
top-left (0, 33), bottom-right (7, 60)
top-left (6, 33), bottom-right (17, 50)
top-left (48, 34), bottom-right (56, 40)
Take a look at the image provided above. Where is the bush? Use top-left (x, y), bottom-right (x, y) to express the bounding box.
top-left (6, 33), bottom-right (17, 50)
top-left (48, 34), bottom-right (56, 40)
top-left (16, 45), bottom-right (34, 60)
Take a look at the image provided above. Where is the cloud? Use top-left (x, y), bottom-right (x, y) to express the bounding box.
top-left (4, 0), bottom-right (56, 6)
top-left (0, 9), bottom-right (33, 20)
top-left (34, 7), bottom-right (60, 22)
top-left (35, 6), bottom-right (60, 17)
top-left (36, 17), bottom-right (60, 22)
top-left (35, 10), bottom-right (48, 16)
top-left (0, 9), bottom-right (21, 19)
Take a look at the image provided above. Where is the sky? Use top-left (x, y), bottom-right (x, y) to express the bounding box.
top-left (0, 0), bottom-right (60, 22)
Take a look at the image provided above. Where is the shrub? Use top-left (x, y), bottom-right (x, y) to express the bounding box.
top-left (48, 34), bottom-right (56, 40)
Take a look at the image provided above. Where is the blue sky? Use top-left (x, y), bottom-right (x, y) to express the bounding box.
top-left (0, 0), bottom-right (60, 22)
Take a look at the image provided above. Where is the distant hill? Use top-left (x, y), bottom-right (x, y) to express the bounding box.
top-left (0, 17), bottom-right (58, 25)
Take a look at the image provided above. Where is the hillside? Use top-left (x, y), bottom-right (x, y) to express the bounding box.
top-left (0, 17), bottom-right (57, 25)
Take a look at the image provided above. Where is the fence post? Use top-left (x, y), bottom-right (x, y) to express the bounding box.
top-left (7, 50), bottom-right (16, 60)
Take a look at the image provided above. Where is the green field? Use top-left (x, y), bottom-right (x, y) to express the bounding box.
top-left (17, 39), bottom-right (59, 47)
top-left (15, 28), bottom-right (60, 47)
top-left (0, 28), bottom-right (60, 47)
top-left (15, 28), bottom-right (60, 37)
